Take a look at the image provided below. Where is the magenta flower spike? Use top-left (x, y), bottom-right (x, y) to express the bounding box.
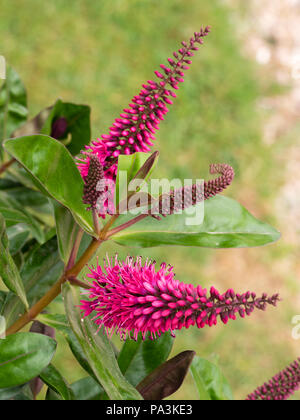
top-left (80, 256), bottom-right (280, 341)
top-left (246, 358), bottom-right (300, 401)
top-left (77, 27), bottom-right (211, 181)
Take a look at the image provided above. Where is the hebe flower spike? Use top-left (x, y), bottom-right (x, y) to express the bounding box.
top-left (246, 358), bottom-right (300, 400)
top-left (83, 154), bottom-right (105, 211)
top-left (151, 163), bottom-right (235, 216)
top-left (77, 27), bottom-right (211, 180)
top-left (80, 256), bottom-right (279, 341)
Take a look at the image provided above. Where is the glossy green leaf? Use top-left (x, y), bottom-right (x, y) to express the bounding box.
top-left (118, 332), bottom-right (173, 386)
top-left (53, 203), bottom-right (85, 265)
top-left (0, 384), bottom-right (33, 400)
top-left (4, 135), bottom-right (94, 234)
top-left (40, 99), bottom-right (91, 155)
top-left (190, 356), bottom-right (234, 401)
top-left (0, 332), bottom-right (56, 388)
top-left (1, 237), bottom-right (63, 327)
top-left (7, 224), bottom-right (30, 255)
top-left (112, 195), bottom-right (280, 248)
top-left (0, 66), bottom-right (27, 144)
top-left (0, 180), bottom-right (53, 227)
top-left (62, 283), bottom-right (142, 400)
top-left (0, 214), bottom-right (28, 309)
top-left (137, 351), bottom-right (195, 400)
top-left (40, 364), bottom-right (75, 400)
top-left (71, 377), bottom-right (104, 400)
top-left (0, 199), bottom-right (44, 244)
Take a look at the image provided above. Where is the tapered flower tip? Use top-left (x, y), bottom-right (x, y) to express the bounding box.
top-left (246, 358), bottom-right (300, 401)
top-left (80, 256), bottom-right (280, 341)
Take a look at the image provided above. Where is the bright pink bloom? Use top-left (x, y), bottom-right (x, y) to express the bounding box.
top-left (77, 27), bottom-right (211, 181)
top-left (80, 256), bottom-right (280, 340)
top-left (246, 358), bottom-right (300, 400)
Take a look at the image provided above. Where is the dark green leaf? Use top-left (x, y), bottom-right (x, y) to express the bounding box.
top-left (0, 213), bottom-right (28, 308)
top-left (0, 66), bottom-right (27, 144)
top-left (0, 384), bottom-right (33, 400)
top-left (190, 356), bottom-right (234, 401)
top-left (29, 320), bottom-right (55, 399)
top-left (137, 351), bottom-right (195, 400)
top-left (1, 236), bottom-right (63, 328)
top-left (4, 135), bottom-right (94, 234)
top-left (0, 332), bottom-right (56, 388)
top-left (62, 283), bottom-right (142, 400)
top-left (71, 377), bottom-right (104, 400)
top-left (7, 224), bottom-right (30, 255)
top-left (45, 388), bottom-right (61, 400)
top-left (53, 202), bottom-right (82, 264)
top-left (0, 199), bottom-right (45, 244)
top-left (118, 332), bottom-right (173, 386)
top-left (112, 196), bottom-right (280, 248)
top-left (40, 364), bottom-right (75, 400)
top-left (40, 99), bottom-right (91, 155)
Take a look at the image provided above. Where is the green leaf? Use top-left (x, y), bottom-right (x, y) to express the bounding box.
top-left (190, 356), bottom-right (234, 401)
top-left (53, 203), bottom-right (82, 264)
top-left (0, 291), bottom-right (7, 310)
top-left (0, 199), bottom-right (45, 244)
top-left (118, 332), bottom-right (173, 387)
top-left (0, 214), bottom-right (28, 308)
top-left (45, 388), bottom-right (61, 400)
top-left (137, 351), bottom-right (195, 400)
top-left (39, 313), bottom-right (98, 382)
top-left (0, 66), bottom-right (27, 144)
top-left (0, 384), bottom-right (33, 400)
top-left (1, 236), bottom-right (63, 327)
top-left (4, 135), bottom-right (94, 234)
top-left (7, 224), bottom-right (30, 255)
top-left (40, 99), bottom-right (91, 155)
top-left (112, 195), bottom-right (281, 248)
top-left (0, 332), bottom-right (56, 388)
top-left (71, 377), bottom-right (104, 400)
top-left (115, 152), bottom-right (157, 208)
top-left (62, 283), bottom-right (142, 400)
top-left (0, 180), bottom-right (54, 227)
top-left (40, 364), bottom-right (75, 400)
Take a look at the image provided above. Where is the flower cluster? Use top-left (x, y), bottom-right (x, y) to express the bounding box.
top-left (151, 163), bottom-right (235, 216)
top-left (80, 256), bottom-right (279, 341)
top-left (82, 154), bottom-right (105, 211)
top-left (246, 358), bottom-right (300, 400)
top-left (77, 27), bottom-right (211, 181)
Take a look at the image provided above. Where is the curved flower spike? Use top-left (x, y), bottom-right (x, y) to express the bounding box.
top-left (151, 163), bottom-right (235, 217)
top-left (77, 27), bottom-right (211, 181)
top-left (246, 358), bottom-right (300, 401)
top-left (80, 256), bottom-right (280, 341)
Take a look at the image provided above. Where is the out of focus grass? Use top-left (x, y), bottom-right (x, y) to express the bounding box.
top-left (1, 0), bottom-right (299, 400)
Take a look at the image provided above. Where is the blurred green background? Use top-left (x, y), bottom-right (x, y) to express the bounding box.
top-left (1, 0), bottom-right (299, 400)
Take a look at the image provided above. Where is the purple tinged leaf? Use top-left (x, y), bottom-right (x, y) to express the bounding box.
top-left (136, 350), bottom-right (195, 400)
